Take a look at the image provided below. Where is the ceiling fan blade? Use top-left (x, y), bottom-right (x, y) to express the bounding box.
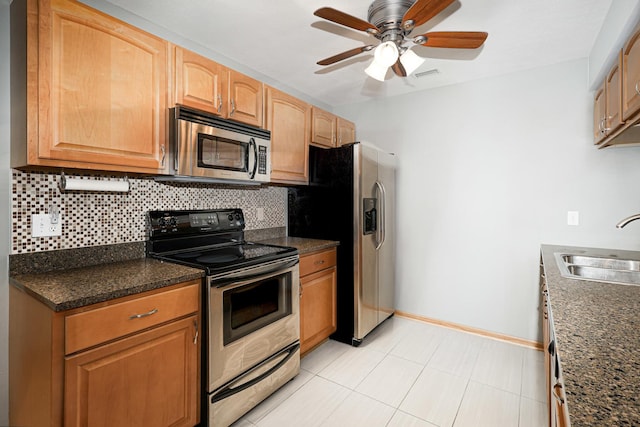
top-left (317, 45), bottom-right (375, 66)
top-left (415, 31), bottom-right (488, 49)
top-left (314, 7), bottom-right (379, 33)
top-left (402, 0), bottom-right (455, 29)
top-left (391, 59), bottom-right (407, 77)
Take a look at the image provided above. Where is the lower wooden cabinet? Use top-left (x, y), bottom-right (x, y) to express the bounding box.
top-left (299, 248), bottom-right (337, 355)
top-left (65, 315), bottom-right (198, 427)
top-left (9, 279), bottom-right (201, 427)
top-left (540, 258), bottom-right (571, 427)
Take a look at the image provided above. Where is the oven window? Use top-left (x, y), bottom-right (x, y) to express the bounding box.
top-left (198, 134), bottom-right (248, 172)
top-left (223, 272), bottom-right (292, 345)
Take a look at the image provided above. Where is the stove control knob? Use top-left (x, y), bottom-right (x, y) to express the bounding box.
top-left (228, 214), bottom-right (234, 221)
top-left (158, 217), bottom-right (166, 227)
top-left (169, 217), bottom-right (177, 227)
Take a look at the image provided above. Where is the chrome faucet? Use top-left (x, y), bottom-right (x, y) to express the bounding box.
top-left (616, 214), bottom-right (640, 228)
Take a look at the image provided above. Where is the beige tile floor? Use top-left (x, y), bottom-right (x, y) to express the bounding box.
top-left (234, 316), bottom-right (547, 427)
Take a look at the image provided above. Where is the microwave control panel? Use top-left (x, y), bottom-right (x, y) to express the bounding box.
top-left (258, 145), bottom-right (268, 175)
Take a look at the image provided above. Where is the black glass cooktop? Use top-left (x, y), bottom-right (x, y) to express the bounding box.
top-left (156, 242), bottom-right (298, 275)
top-left (147, 209), bottom-right (298, 275)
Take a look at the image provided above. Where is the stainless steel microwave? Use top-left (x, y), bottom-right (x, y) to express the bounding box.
top-left (167, 106), bottom-right (271, 184)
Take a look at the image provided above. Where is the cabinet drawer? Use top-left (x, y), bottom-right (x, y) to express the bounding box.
top-left (65, 281), bottom-right (200, 355)
top-left (300, 249), bottom-right (336, 277)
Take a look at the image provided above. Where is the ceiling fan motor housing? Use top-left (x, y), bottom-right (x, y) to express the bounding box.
top-left (367, 0), bottom-right (415, 29)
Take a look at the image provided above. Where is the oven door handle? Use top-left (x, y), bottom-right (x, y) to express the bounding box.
top-left (210, 342), bottom-right (299, 403)
top-left (212, 258), bottom-right (299, 287)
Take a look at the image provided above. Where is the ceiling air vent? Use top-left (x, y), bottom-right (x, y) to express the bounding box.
top-left (414, 68), bottom-right (440, 78)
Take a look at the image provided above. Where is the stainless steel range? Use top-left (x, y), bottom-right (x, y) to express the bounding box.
top-left (147, 209), bottom-right (300, 427)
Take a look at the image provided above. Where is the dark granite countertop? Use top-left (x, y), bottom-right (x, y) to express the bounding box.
top-left (257, 236), bottom-right (339, 255)
top-left (540, 244), bottom-right (640, 426)
top-left (10, 258), bottom-right (204, 312)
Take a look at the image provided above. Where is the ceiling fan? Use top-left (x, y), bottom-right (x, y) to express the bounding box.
top-left (314, 0), bottom-right (488, 81)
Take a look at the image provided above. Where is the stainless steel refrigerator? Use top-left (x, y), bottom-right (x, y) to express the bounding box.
top-left (288, 142), bottom-right (395, 346)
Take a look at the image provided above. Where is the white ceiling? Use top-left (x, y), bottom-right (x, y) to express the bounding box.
top-left (102, 0), bottom-right (612, 107)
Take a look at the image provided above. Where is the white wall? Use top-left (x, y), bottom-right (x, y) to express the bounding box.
top-left (0, 0), bottom-right (12, 423)
top-left (335, 58), bottom-right (640, 342)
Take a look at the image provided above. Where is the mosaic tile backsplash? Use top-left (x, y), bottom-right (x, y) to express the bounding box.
top-left (12, 171), bottom-right (287, 253)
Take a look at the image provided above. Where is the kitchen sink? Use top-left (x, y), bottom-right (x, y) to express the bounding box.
top-left (554, 253), bottom-right (640, 286)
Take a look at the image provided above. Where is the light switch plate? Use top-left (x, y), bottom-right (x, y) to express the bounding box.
top-left (32, 213), bottom-right (62, 237)
top-left (567, 211), bottom-right (579, 226)
top-left (257, 207), bottom-right (265, 221)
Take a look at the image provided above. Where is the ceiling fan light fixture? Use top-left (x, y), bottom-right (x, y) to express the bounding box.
top-left (375, 41), bottom-right (399, 67)
top-left (399, 48), bottom-right (425, 75)
top-left (365, 60), bottom-right (389, 81)
top-left (365, 41), bottom-right (398, 81)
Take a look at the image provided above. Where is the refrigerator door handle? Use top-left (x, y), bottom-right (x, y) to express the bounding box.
top-left (374, 181), bottom-right (386, 250)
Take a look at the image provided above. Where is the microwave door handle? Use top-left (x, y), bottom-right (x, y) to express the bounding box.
top-left (249, 138), bottom-right (258, 179)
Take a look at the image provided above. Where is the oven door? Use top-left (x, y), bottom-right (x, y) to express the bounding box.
top-left (207, 257), bottom-right (300, 392)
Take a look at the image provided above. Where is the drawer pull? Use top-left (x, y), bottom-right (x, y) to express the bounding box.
top-left (314, 260), bottom-right (325, 265)
top-left (129, 308), bottom-right (158, 320)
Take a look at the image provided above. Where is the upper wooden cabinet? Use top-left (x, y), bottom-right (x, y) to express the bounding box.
top-left (605, 56), bottom-right (623, 135)
top-left (594, 53), bottom-right (623, 144)
top-left (311, 107), bottom-right (338, 148)
top-left (337, 117), bottom-right (356, 146)
top-left (175, 47), bottom-right (263, 128)
top-left (622, 26), bottom-right (640, 121)
top-left (264, 85), bottom-right (310, 184)
top-left (228, 70), bottom-right (263, 127)
top-left (311, 108), bottom-right (357, 148)
top-left (174, 47), bottom-right (227, 117)
top-left (593, 84), bottom-right (607, 144)
top-left (11, 0), bottom-right (169, 173)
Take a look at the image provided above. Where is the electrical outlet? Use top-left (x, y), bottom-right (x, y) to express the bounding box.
top-left (567, 211), bottom-right (579, 226)
top-left (257, 207), bottom-right (265, 221)
top-left (32, 214), bottom-right (62, 237)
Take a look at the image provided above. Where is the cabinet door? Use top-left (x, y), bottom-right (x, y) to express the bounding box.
top-left (605, 52), bottom-right (623, 135)
top-left (311, 107), bottom-right (337, 148)
top-left (622, 26), bottom-right (640, 121)
top-left (593, 84), bottom-right (606, 144)
top-left (175, 47), bottom-right (227, 116)
top-left (65, 315), bottom-right (199, 427)
top-left (265, 86), bottom-right (310, 184)
top-left (300, 267), bottom-right (337, 355)
top-left (37, 0), bottom-right (168, 172)
top-left (228, 71), bottom-right (263, 127)
top-left (337, 117), bottom-right (356, 146)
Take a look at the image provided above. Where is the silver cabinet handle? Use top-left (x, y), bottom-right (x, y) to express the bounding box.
top-left (217, 94), bottom-right (223, 113)
top-left (193, 319), bottom-right (199, 345)
top-left (129, 308), bottom-right (158, 320)
top-left (230, 99), bottom-right (236, 116)
top-left (314, 260), bottom-right (325, 265)
top-left (160, 144), bottom-right (166, 167)
top-left (553, 383), bottom-right (565, 404)
top-left (635, 81), bottom-right (640, 96)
